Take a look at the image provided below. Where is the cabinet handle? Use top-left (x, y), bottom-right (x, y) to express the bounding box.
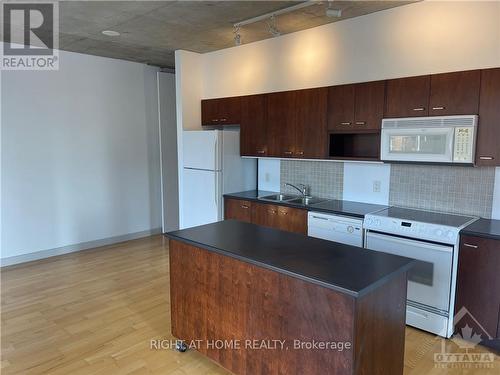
top-left (432, 106), bottom-right (445, 110)
top-left (355, 121), bottom-right (366, 125)
top-left (479, 156), bottom-right (494, 160)
top-left (257, 149), bottom-right (266, 154)
top-left (212, 119), bottom-right (219, 122)
top-left (340, 122), bottom-right (351, 126)
top-left (463, 243), bottom-right (478, 249)
top-left (412, 107), bottom-right (425, 111)
top-left (295, 151), bottom-right (304, 156)
top-left (279, 211), bottom-right (288, 215)
top-left (284, 151), bottom-right (293, 155)
top-left (220, 118), bottom-right (227, 122)
top-left (268, 209), bottom-right (277, 214)
top-left (241, 205), bottom-right (249, 209)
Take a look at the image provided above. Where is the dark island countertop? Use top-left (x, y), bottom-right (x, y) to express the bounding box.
top-left (165, 220), bottom-right (414, 298)
top-left (461, 218), bottom-right (500, 241)
top-left (224, 190), bottom-right (388, 218)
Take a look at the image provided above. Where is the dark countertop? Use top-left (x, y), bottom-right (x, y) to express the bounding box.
top-left (165, 220), bottom-right (414, 298)
top-left (461, 218), bottom-right (500, 241)
top-left (224, 190), bottom-right (388, 218)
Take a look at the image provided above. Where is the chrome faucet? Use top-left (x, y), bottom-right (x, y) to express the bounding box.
top-left (284, 183), bottom-right (310, 197)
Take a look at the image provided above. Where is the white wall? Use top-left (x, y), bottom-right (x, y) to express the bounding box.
top-left (1, 48), bottom-right (161, 261)
top-left (258, 159), bottom-right (281, 192)
top-left (158, 72), bottom-right (179, 232)
top-left (202, 0), bottom-right (500, 98)
top-left (343, 163), bottom-right (391, 205)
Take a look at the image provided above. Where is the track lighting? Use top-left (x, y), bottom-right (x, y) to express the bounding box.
top-left (267, 15), bottom-right (281, 37)
top-left (326, 1), bottom-right (342, 18)
top-left (234, 25), bottom-right (241, 46)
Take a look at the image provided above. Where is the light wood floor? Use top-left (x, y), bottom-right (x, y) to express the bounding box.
top-left (1, 235), bottom-right (498, 374)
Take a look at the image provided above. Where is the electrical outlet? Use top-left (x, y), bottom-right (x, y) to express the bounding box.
top-left (373, 180), bottom-right (381, 193)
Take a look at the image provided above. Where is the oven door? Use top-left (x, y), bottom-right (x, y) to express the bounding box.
top-left (365, 232), bottom-right (453, 314)
top-left (381, 127), bottom-right (454, 163)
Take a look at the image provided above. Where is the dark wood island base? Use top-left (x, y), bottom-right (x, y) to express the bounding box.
top-left (169, 239), bottom-right (409, 375)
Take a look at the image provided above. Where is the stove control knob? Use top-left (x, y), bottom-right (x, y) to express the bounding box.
top-left (365, 218), bottom-right (373, 226)
top-left (436, 229), bottom-right (443, 237)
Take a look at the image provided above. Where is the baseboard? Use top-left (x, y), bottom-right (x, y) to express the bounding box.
top-left (0, 228), bottom-right (163, 267)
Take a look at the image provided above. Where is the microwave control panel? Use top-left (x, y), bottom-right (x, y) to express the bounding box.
top-left (453, 127), bottom-right (474, 163)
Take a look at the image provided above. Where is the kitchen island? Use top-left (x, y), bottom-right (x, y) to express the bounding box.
top-left (166, 220), bottom-right (414, 375)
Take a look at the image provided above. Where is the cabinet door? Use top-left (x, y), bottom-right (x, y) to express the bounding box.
top-left (201, 99), bottom-right (220, 126)
top-left (476, 68), bottom-right (500, 166)
top-left (224, 198), bottom-right (252, 223)
top-left (267, 91), bottom-right (296, 157)
top-left (252, 203), bottom-right (279, 229)
top-left (240, 94), bottom-right (268, 156)
top-left (354, 81), bottom-right (386, 131)
top-left (277, 206), bottom-right (307, 234)
top-left (385, 76), bottom-right (430, 118)
top-left (327, 84), bottom-right (355, 131)
top-left (294, 88), bottom-right (328, 158)
top-left (218, 97), bottom-right (241, 125)
top-left (429, 70), bottom-right (480, 116)
top-left (455, 235), bottom-right (500, 339)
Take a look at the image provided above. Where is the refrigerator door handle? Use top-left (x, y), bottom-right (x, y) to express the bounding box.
top-left (214, 137), bottom-right (218, 171)
top-left (214, 172), bottom-right (218, 208)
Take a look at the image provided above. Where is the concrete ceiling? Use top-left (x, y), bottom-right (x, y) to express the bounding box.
top-left (3, 1), bottom-right (417, 68)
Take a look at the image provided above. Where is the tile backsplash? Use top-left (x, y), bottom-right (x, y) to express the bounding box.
top-left (389, 164), bottom-right (495, 218)
top-left (280, 160), bottom-right (343, 200)
top-left (278, 160), bottom-right (496, 218)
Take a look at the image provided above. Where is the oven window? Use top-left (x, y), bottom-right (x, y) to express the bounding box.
top-left (389, 134), bottom-right (447, 155)
top-left (408, 260), bottom-right (434, 286)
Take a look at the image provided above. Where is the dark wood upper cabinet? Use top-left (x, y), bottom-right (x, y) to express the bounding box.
top-left (385, 75), bottom-right (431, 118)
top-left (429, 70), bottom-right (480, 116)
top-left (327, 84), bottom-right (355, 131)
top-left (353, 81), bottom-right (386, 130)
top-left (201, 99), bottom-right (219, 126)
top-left (294, 88), bottom-right (328, 158)
top-left (201, 97), bottom-right (241, 126)
top-left (455, 235), bottom-right (500, 346)
top-left (476, 68), bottom-right (500, 166)
top-left (266, 91), bottom-right (296, 157)
top-left (240, 94), bottom-right (268, 157)
top-left (328, 81), bottom-right (385, 132)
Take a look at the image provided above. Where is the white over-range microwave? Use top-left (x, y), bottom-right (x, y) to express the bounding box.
top-left (380, 115), bottom-right (478, 164)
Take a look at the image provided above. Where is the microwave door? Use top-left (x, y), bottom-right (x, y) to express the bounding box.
top-left (381, 127), bottom-right (454, 163)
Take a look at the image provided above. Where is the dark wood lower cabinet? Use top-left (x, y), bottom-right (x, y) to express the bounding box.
top-left (455, 235), bottom-right (500, 350)
top-left (170, 240), bottom-right (408, 375)
top-left (224, 199), bottom-right (253, 223)
top-left (225, 198), bottom-right (307, 235)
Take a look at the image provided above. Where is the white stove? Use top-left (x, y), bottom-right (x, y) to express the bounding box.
top-left (364, 207), bottom-right (478, 338)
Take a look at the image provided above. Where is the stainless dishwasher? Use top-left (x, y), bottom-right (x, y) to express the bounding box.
top-left (307, 212), bottom-right (364, 247)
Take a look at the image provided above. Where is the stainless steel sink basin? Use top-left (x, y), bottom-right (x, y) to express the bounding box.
top-left (259, 193), bottom-right (298, 202)
top-left (287, 197), bottom-right (326, 205)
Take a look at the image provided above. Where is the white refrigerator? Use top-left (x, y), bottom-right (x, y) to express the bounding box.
top-left (181, 129), bottom-right (256, 229)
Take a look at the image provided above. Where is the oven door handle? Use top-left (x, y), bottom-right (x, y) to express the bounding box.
top-left (366, 232), bottom-right (453, 253)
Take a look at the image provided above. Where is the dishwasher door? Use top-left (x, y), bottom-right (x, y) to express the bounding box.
top-left (307, 212), bottom-right (363, 247)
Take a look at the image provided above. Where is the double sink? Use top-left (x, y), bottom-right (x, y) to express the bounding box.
top-left (259, 193), bottom-right (326, 206)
